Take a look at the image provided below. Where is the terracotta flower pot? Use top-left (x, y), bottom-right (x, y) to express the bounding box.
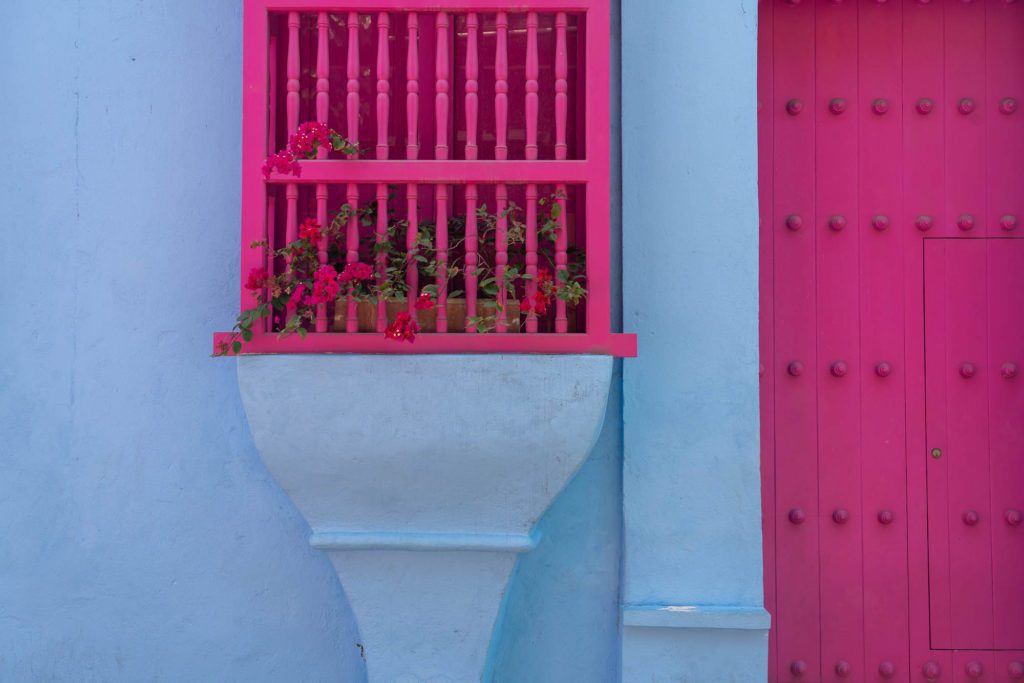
top-left (333, 298), bottom-right (521, 333)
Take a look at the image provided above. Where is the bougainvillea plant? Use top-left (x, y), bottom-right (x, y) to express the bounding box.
top-left (215, 122), bottom-right (587, 356)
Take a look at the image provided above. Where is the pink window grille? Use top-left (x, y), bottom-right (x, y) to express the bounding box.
top-left (216, 0), bottom-right (635, 356)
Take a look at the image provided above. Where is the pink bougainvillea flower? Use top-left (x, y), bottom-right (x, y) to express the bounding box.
top-left (261, 150), bottom-right (301, 179)
top-left (414, 291), bottom-right (435, 310)
top-left (306, 265), bottom-right (341, 305)
top-left (244, 266), bottom-right (269, 290)
top-left (384, 311), bottom-right (420, 343)
top-left (299, 218), bottom-right (321, 243)
top-left (531, 268), bottom-right (554, 315)
top-left (289, 121), bottom-right (333, 158)
top-left (339, 262), bottom-right (374, 283)
top-left (288, 283), bottom-right (306, 305)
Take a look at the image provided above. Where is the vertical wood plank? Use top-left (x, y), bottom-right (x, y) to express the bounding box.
top-left (814, 3), bottom-right (862, 681)
top-left (772, 1), bottom-right (819, 680)
top-left (554, 11), bottom-right (569, 333)
top-left (583, 3), bottom-right (610, 336)
top-left (376, 12), bottom-right (391, 332)
top-left (988, 237), bottom-right (1024, 656)
top-left (465, 13), bottom-right (479, 331)
top-left (902, 0), bottom-right (951, 674)
top-left (922, 238), bottom-right (952, 661)
top-left (987, 0), bottom-right (1024, 657)
top-left (942, 2), bottom-right (995, 667)
top-left (942, 238), bottom-right (993, 653)
top-left (756, 0), bottom-right (777, 678)
top-left (857, 1), bottom-right (909, 680)
top-left (434, 12), bottom-right (450, 333)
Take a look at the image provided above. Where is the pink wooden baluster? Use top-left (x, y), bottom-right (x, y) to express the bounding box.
top-left (465, 184), bottom-right (478, 332)
top-left (496, 185), bottom-right (508, 333)
top-left (525, 12), bottom-right (539, 160)
top-left (434, 12), bottom-right (449, 333)
top-left (314, 12), bottom-right (330, 332)
top-left (495, 12), bottom-right (509, 332)
top-left (286, 12), bottom-right (300, 136)
top-left (285, 12), bottom-right (300, 324)
top-left (266, 194), bottom-right (276, 332)
top-left (465, 13), bottom-right (479, 162)
top-left (464, 13), bottom-right (479, 331)
top-left (554, 12), bottom-right (569, 333)
top-left (405, 14), bottom-right (419, 317)
top-left (266, 34), bottom-right (278, 332)
top-left (495, 12), bottom-right (509, 161)
top-left (376, 13), bottom-right (391, 161)
top-left (345, 12), bottom-right (360, 333)
top-left (554, 13), bottom-right (568, 160)
top-left (407, 184), bottom-right (419, 318)
top-left (406, 14), bottom-right (419, 162)
top-left (375, 12), bottom-right (390, 332)
top-left (524, 12), bottom-right (539, 332)
top-left (525, 185), bottom-right (538, 332)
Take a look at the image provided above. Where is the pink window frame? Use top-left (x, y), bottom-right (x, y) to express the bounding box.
top-left (216, 0), bottom-right (635, 356)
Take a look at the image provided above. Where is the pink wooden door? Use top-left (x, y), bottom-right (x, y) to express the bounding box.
top-left (759, 1), bottom-right (1024, 681)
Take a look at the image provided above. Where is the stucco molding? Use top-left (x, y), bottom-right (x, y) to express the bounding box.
top-left (623, 604), bottom-right (771, 631)
top-left (309, 529), bottom-right (539, 553)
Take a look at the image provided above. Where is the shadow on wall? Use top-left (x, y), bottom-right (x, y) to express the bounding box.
top-left (490, 363), bottom-right (624, 682)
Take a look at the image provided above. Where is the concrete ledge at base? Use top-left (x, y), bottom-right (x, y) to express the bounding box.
top-left (309, 530), bottom-right (539, 553)
top-left (623, 604), bottom-right (771, 630)
top-left (623, 623), bottom-right (769, 683)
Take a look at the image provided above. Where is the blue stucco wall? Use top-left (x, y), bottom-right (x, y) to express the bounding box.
top-left (0, 1), bottom-right (626, 680)
top-left (621, 1), bottom-right (767, 681)
top-left (0, 2), bottom-right (366, 679)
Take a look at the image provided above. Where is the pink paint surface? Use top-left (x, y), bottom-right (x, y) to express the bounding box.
top-left (221, 0), bottom-right (633, 356)
top-left (760, 1), bottom-right (1024, 680)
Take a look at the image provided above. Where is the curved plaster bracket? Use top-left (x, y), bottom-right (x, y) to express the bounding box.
top-left (238, 354), bottom-right (612, 682)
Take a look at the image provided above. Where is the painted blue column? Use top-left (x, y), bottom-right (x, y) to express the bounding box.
top-left (621, 2), bottom-right (768, 681)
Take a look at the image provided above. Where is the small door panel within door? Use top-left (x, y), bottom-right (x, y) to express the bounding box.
top-left (925, 238), bottom-right (1024, 652)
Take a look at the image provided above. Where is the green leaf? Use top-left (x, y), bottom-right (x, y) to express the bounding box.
top-left (241, 327), bottom-right (253, 342)
top-left (231, 341), bottom-right (242, 354)
top-left (550, 202), bottom-right (561, 219)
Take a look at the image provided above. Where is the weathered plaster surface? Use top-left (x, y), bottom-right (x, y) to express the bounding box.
top-left (0, 2), bottom-right (365, 679)
top-left (621, 0), bottom-right (767, 680)
top-left (237, 354), bottom-right (613, 681)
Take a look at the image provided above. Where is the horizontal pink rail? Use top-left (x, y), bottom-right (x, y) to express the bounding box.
top-left (214, 331), bottom-right (637, 356)
top-left (266, 160), bottom-right (592, 184)
top-left (254, 1), bottom-right (597, 11)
